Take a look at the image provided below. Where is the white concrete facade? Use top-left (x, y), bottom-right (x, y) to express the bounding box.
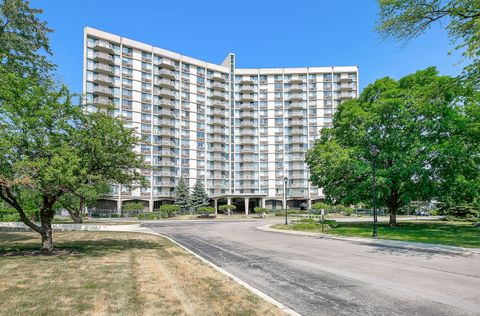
top-left (83, 27), bottom-right (359, 212)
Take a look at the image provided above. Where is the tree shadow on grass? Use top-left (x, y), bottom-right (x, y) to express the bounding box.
top-left (0, 232), bottom-right (173, 258)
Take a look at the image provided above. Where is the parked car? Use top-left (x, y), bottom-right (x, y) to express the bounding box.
top-left (415, 211), bottom-right (430, 216)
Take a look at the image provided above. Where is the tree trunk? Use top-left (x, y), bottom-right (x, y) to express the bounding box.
top-left (40, 219), bottom-right (54, 251)
top-left (40, 202), bottom-right (55, 252)
top-left (389, 208), bottom-right (398, 226)
top-left (67, 208), bottom-right (83, 223)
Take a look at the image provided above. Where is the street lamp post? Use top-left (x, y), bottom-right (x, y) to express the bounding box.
top-left (284, 176), bottom-right (288, 225)
top-left (370, 145), bottom-right (379, 238)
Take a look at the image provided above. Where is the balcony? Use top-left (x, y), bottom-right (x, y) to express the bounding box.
top-left (92, 97), bottom-right (112, 107)
top-left (288, 102), bottom-right (305, 109)
top-left (288, 93), bottom-right (304, 101)
top-left (210, 136), bottom-right (226, 143)
top-left (156, 59), bottom-right (178, 70)
top-left (339, 84), bottom-right (354, 91)
top-left (339, 75), bottom-right (353, 83)
top-left (209, 145), bottom-right (226, 152)
top-left (93, 86), bottom-right (113, 97)
top-left (240, 128), bottom-right (255, 136)
top-left (155, 78), bottom-right (179, 90)
top-left (211, 100), bottom-right (227, 108)
top-left (240, 111), bottom-right (255, 118)
top-left (290, 146), bottom-right (306, 153)
top-left (93, 52), bottom-right (114, 64)
top-left (288, 84), bottom-right (304, 92)
top-left (154, 108), bottom-right (176, 117)
top-left (290, 119), bottom-right (304, 126)
top-left (211, 72), bottom-right (226, 82)
top-left (210, 91), bottom-right (226, 100)
top-left (211, 82), bottom-right (226, 91)
top-left (210, 127), bottom-right (225, 134)
top-left (153, 139), bottom-right (178, 147)
top-left (210, 155), bottom-right (228, 162)
top-left (156, 68), bottom-right (179, 80)
top-left (92, 74), bottom-right (113, 86)
top-left (290, 128), bottom-right (306, 135)
top-left (239, 93), bottom-right (254, 102)
top-left (289, 77), bottom-right (304, 84)
top-left (155, 98), bottom-right (177, 108)
top-left (239, 137), bottom-right (255, 144)
top-left (93, 40), bottom-right (114, 53)
top-left (210, 109), bottom-right (226, 117)
top-left (93, 63), bottom-right (113, 74)
top-left (240, 147), bottom-right (256, 153)
top-left (156, 120), bottom-right (176, 128)
top-left (239, 120), bottom-right (255, 127)
top-left (289, 110), bottom-right (305, 118)
top-left (238, 103), bottom-right (254, 110)
top-left (209, 118), bottom-right (226, 126)
top-left (154, 129), bottom-right (177, 137)
top-left (238, 77), bottom-right (254, 84)
top-left (338, 92), bottom-right (355, 100)
top-left (290, 137), bottom-right (306, 144)
top-left (155, 88), bottom-right (179, 99)
top-left (239, 85), bottom-right (255, 93)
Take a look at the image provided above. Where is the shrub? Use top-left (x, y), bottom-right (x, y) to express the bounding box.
top-left (0, 209), bottom-right (20, 222)
top-left (333, 204), bottom-right (347, 213)
top-left (218, 204), bottom-right (236, 214)
top-left (311, 202), bottom-right (331, 212)
top-left (159, 204), bottom-right (180, 217)
top-left (344, 207), bottom-right (353, 216)
top-left (123, 202), bottom-right (145, 212)
top-left (197, 206), bottom-right (216, 215)
top-left (253, 207), bottom-right (267, 213)
top-left (137, 211), bottom-right (166, 220)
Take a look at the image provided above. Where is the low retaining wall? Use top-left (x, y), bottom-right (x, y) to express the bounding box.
top-left (0, 222), bottom-right (141, 232)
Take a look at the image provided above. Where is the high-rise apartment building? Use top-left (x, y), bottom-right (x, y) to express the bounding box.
top-left (83, 27), bottom-right (359, 213)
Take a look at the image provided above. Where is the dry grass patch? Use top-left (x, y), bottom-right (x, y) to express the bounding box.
top-left (0, 231), bottom-right (285, 316)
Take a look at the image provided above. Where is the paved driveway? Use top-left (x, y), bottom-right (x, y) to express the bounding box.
top-left (145, 220), bottom-right (480, 316)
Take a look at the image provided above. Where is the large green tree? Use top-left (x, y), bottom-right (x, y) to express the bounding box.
top-left (190, 180), bottom-right (209, 213)
top-left (376, 0), bottom-right (480, 86)
top-left (306, 67), bottom-right (479, 226)
top-left (59, 109), bottom-right (146, 223)
top-left (0, 0), bottom-right (53, 76)
top-left (174, 177), bottom-right (191, 214)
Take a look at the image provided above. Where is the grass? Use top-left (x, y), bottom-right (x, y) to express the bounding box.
top-left (0, 231), bottom-right (285, 316)
top-left (272, 220), bottom-right (480, 248)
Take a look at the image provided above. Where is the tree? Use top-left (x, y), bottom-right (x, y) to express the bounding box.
top-left (190, 180), bottom-right (209, 212)
top-left (218, 204), bottom-right (236, 215)
top-left (59, 109), bottom-right (146, 223)
top-left (0, 0), bottom-right (53, 76)
top-left (123, 202), bottom-right (145, 213)
top-left (174, 177), bottom-right (191, 214)
top-left (376, 0), bottom-right (480, 86)
top-left (306, 67), bottom-right (478, 226)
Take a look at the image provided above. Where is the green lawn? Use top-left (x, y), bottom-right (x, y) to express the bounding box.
top-left (273, 220), bottom-right (480, 248)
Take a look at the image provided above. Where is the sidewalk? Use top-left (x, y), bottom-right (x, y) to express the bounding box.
top-left (0, 222), bottom-right (141, 232)
top-left (258, 224), bottom-right (480, 256)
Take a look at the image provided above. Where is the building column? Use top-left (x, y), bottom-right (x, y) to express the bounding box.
top-left (261, 198), bottom-right (266, 209)
top-left (117, 190), bottom-right (122, 215)
top-left (149, 198), bottom-right (154, 212)
top-left (227, 197), bottom-right (232, 205)
top-left (213, 199), bottom-right (218, 215)
top-left (307, 199), bottom-right (312, 210)
top-left (244, 197), bottom-right (249, 215)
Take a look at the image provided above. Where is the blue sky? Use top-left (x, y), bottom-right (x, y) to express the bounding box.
top-left (35, 0), bottom-right (465, 92)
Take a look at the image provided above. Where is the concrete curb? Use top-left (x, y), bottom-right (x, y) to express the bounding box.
top-left (0, 222), bottom-right (142, 232)
top-left (135, 227), bottom-right (301, 316)
top-left (257, 224), bottom-right (480, 256)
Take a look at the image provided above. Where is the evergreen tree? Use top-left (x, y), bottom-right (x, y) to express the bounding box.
top-left (190, 180), bottom-right (209, 212)
top-left (174, 177), bottom-right (191, 214)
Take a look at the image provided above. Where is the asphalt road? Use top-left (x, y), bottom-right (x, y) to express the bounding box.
top-left (145, 220), bottom-right (480, 316)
